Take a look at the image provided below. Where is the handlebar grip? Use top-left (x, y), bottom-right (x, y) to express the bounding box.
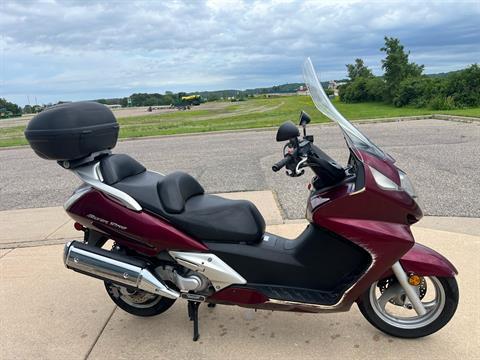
top-left (272, 156), bottom-right (290, 172)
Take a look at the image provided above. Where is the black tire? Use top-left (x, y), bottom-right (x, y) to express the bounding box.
top-left (357, 277), bottom-right (459, 338)
top-left (105, 281), bottom-right (176, 317)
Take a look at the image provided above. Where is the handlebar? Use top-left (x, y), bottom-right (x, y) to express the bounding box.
top-left (272, 155), bottom-right (290, 172)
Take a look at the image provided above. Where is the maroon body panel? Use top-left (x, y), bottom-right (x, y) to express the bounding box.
top-left (400, 243), bottom-right (458, 277)
top-left (357, 149), bottom-right (401, 185)
top-left (67, 189), bottom-right (208, 256)
top-left (209, 287), bottom-right (269, 305)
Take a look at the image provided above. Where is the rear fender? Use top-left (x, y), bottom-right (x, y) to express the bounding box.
top-left (399, 243), bottom-right (458, 277)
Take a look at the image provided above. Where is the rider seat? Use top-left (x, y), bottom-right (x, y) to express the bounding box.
top-left (100, 154), bottom-right (265, 244)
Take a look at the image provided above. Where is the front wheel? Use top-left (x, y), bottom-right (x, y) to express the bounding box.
top-left (105, 282), bottom-right (176, 317)
top-left (358, 276), bottom-right (458, 338)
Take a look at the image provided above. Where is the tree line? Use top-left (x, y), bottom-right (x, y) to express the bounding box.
top-left (96, 91), bottom-right (191, 107)
top-left (339, 37), bottom-right (480, 110)
top-left (0, 98), bottom-right (22, 117)
top-left (94, 82), bottom-right (319, 106)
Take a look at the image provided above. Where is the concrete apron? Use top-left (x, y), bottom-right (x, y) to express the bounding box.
top-left (1, 191), bottom-right (479, 359)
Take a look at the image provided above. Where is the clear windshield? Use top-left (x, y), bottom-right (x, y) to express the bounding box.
top-left (302, 57), bottom-right (392, 161)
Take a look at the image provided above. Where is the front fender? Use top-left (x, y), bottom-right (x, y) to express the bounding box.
top-left (400, 243), bottom-right (458, 277)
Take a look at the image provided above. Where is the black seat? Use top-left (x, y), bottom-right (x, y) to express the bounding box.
top-left (100, 154), bottom-right (265, 244)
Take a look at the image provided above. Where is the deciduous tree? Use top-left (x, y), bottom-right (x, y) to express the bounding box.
top-left (346, 58), bottom-right (373, 81)
top-left (380, 37), bottom-right (424, 100)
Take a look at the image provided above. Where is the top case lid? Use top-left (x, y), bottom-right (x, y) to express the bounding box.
top-left (26, 101), bottom-right (117, 132)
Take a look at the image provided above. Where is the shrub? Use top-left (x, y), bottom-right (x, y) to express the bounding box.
top-left (393, 77), bottom-right (444, 107)
top-left (325, 88), bottom-right (334, 96)
top-left (444, 64), bottom-right (480, 107)
top-left (393, 78), bottom-right (423, 107)
top-left (339, 78), bottom-right (368, 102)
top-left (365, 77), bottom-right (386, 101)
top-left (429, 96), bottom-right (456, 110)
top-left (339, 77), bottom-right (385, 103)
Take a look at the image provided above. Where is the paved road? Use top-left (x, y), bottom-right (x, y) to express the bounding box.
top-left (1, 119), bottom-right (479, 218)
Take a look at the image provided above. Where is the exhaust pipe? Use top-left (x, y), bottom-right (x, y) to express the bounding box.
top-left (64, 241), bottom-right (179, 299)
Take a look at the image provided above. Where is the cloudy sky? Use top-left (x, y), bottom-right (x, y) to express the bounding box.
top-left (1, 0), bottom-right (479, 106)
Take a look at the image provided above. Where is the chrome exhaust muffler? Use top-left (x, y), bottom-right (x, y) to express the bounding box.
top-left (63, 241), bottom-right (179, 299)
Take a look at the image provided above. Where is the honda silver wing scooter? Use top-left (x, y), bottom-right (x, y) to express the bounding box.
top-left (24, 58), bottom-right (458, 341)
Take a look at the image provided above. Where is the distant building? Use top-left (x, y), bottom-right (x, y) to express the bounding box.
top-left (328, 80), bottom-right (348, 96)
top-left (107, 104), bottom-right (122, 109)
top-left (296, 85), bottom-right (310, 96)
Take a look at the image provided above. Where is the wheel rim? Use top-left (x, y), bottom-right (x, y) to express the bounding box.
top-left (108, 284), bottom-right (163, 309)
top-left (369, 276), bottom-right (446, 329)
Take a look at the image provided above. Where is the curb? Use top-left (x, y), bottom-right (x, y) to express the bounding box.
top-left (432, 114), bottom-right (480, 123)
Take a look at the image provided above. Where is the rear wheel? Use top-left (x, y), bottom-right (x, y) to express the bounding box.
top-left (105, 282), bottom-right (176, 317)
top-left (358, 276), bottom-right (458, 338)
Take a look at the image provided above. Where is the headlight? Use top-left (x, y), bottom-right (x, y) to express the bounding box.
top-left (369, 166), bottom-right (417, 198)
top-left (398, 169), bottom-right (417, 198)
top-left (369, 166), bottom-right (399, 190)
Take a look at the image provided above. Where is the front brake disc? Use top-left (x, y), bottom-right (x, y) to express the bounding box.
top-left (378, 277), bottom-right (427, 306)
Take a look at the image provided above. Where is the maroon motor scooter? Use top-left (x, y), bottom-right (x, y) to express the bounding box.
top-left (25, 58), bottom-right (458, 341)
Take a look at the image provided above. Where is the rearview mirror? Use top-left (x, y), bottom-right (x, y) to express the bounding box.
top-left (299, 111), bottom-right (311, 127)
top-left (299, 111), bottom-right (311, 137)
top-left (276, 121), bottom-right (300, 142)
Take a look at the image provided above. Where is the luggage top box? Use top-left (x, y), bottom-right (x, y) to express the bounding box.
top-left (25, 101), bottom-right (119, 161)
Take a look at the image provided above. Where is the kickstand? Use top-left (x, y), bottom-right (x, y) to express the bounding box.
top-left (187, 301), bottom-right (201, 341)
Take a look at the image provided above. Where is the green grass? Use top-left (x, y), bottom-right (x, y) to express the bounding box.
top-left (1, 96), bottom-right (479, 148)
top-left (331, 99), bottom-right (480, 119)
top-left (0, 125), bottom-right (29, 147)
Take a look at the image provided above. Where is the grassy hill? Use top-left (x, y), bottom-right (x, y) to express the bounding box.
top-left (1, 96), bottom-right (479, 148)
top-left (117, 96), bottom-right (479, 139)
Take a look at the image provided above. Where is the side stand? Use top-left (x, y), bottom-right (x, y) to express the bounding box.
top-left (187, 301), bottom-right (201, 341)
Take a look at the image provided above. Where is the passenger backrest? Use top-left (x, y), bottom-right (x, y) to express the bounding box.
top-left (100, 154), bottom-right (146, 185)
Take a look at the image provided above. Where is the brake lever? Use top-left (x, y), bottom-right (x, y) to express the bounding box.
top-left (295, 157), bottom-right (308, 174)
top-left (286, 169), bottom-right (305, 177)
top-left (286, 157), bottom-right (307, 177)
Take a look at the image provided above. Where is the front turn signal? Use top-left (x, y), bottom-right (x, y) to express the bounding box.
top-left (408, 274), bottom-right (422, 286)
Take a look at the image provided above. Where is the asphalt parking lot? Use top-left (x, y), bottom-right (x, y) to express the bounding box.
top-left (0, 118), bottom-right (479, 218)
